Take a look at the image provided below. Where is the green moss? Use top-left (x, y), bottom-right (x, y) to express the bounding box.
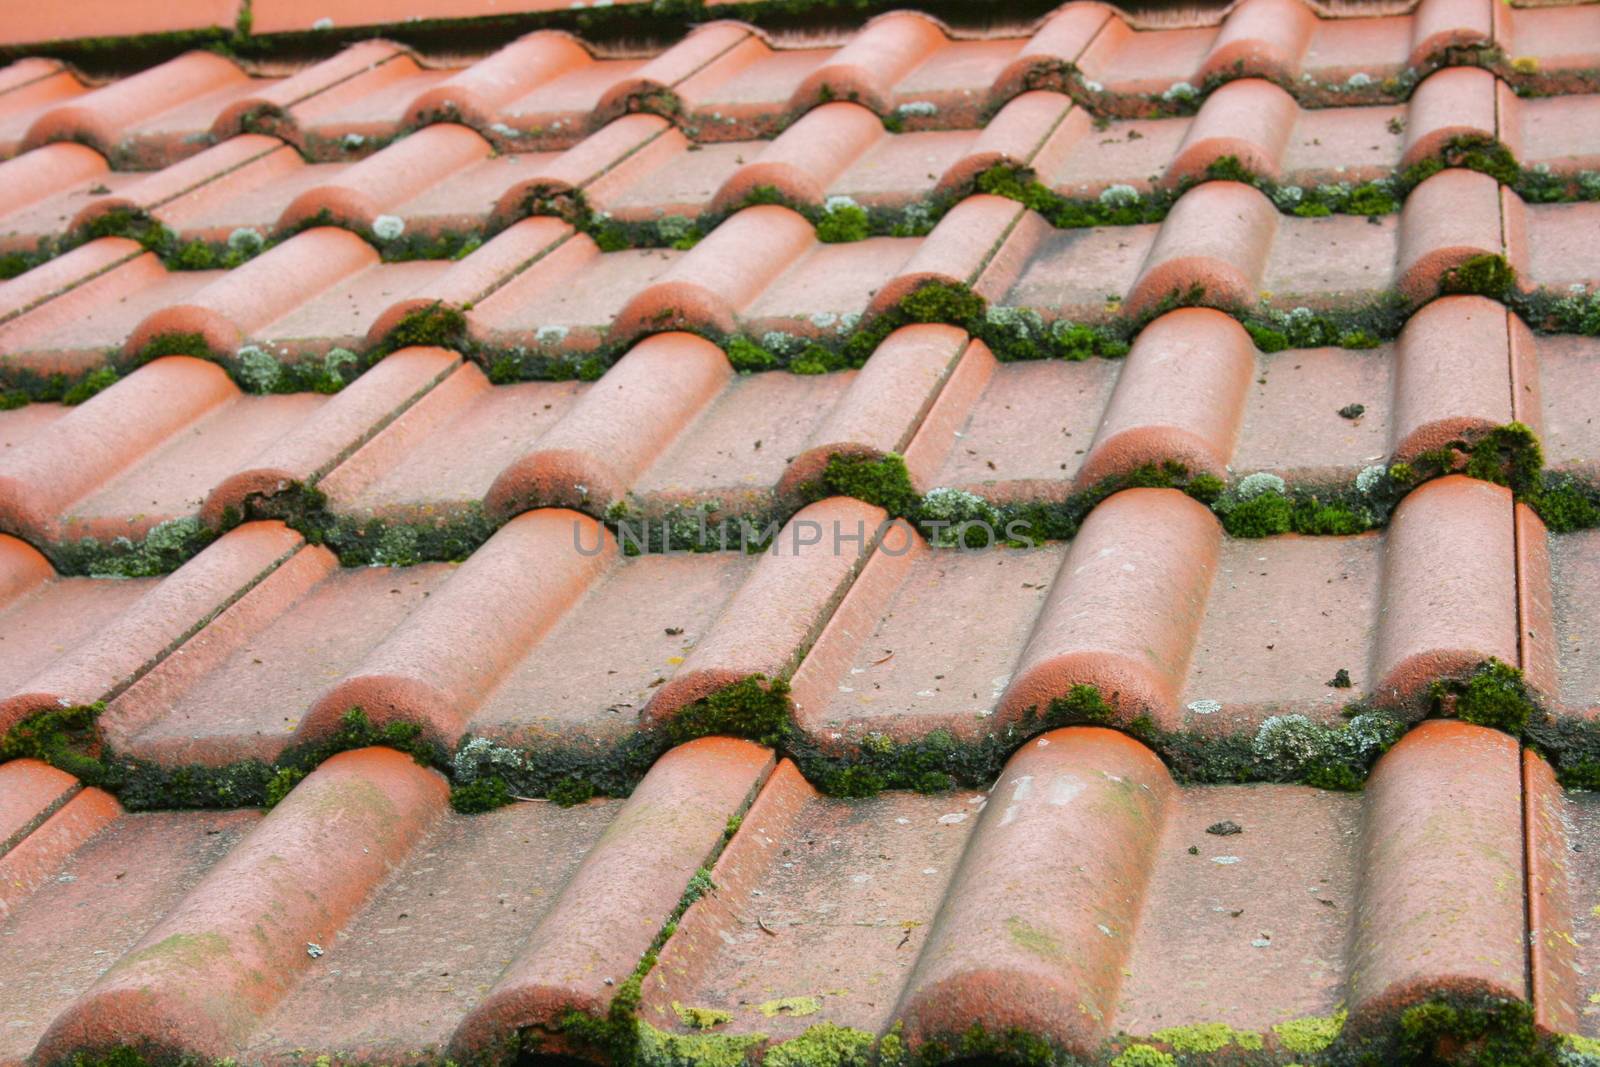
top-left (764, 1023), bottom-right (875, 1067)
top-left (1395, 996), bottom-right (1548, 1066)
top-left (1461, 422), bottom-right (1543, 490)
top-left (263, 766), bottom-right (305, 808)
top-left (1526, 475), bottom-right (1600, 533)
top-left (813, 452), bottom-right (916, 515)
top-left (1440, 253), bottom-right (1517, 297)
top-left (1273, 1007), bottom-right (1346, 1054)
top-left (665, 675), bottom-right (792, 748)
top-left (547, 776), bottom-right (596, 807)
top-left (1430, 658), bottom-right (1538, 736)
top-left (52, 516), bottom-right (217, 579)
top-left (913, 1022), bottom-right (1058, 1067)
top-left (1045, 684), bottom-right (1116, 725)
top-left (1217, 491), bottom-right (1293, 537)
top-left (725, 336), bottom-right (779, 372)
top-left (379, 302), bottom-right (468, 354)
top-left (0, 703), bottom-right (110, 786)
top-left (815, 199), bottom-right (870, 243)
top-left (60, 366), bottom-right (119, 405)
top-left (449, 774), bottom-right (511, 813)
top-left (136, 331), bottom-right (213, 362)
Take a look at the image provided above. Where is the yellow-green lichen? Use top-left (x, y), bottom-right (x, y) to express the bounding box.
top-left (759, 996), bottom-right (822, 1019)
top-left (1151, 1022), bottom-right (1264, 1053)
top-left (763, 1023), bottom-right (875, 1067)
top-left (1111, 1044), bottom-right (1176, 1067)
top-left (673, 1002), bottom-right (732, 1030)
top-left (1005, 916), bottom-right (1065, 960)
top-left (1272, 1007), bottom-right (1347, 1054)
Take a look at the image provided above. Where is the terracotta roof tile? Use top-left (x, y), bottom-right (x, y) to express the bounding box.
top-left (5, 3), bottom-right (1600, 1063)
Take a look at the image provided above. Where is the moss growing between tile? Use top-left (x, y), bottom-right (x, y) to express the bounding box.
top-left (448, 774), bottom-right (511, 813)
top-left (814, 200), bottom-right (871, 244)
top-left (805, 452), bottom-right (917, 516)
top-left (666, 676), bottom-right (792, 748)
top-left (50, 517), bottom-right (219, 578)
top-left (0, 705), bottom-right (445, 812)
top-left (1385, 995), bottom-right (1549, 1067)
top-left (1440, 254), bottom-right (1518, 298)
top-left (1428, 658), bottom-right (1538, 736)
top-left (59, 366), bottom-right (119, 405)
top-left (908, 1022), bottom-right (1059, 1067)
top-left (0, 702), bottom-right (111, 787)
top-left (374, 302), bottom-right (470, 356)
top-left (1525, 474), bottom-right (1600, 533)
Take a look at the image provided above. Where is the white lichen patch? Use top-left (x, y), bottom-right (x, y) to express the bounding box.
top-left (372, 214), bottom-right (406, 241)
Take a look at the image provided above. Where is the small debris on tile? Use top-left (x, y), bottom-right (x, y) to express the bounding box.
top-left (1338, 403), bottom-right (1366, 419)
top-left (1327, 668), bottom-right (1353, 688)
top-left (306, 943), bottom-right (324, 958)
top-left (1206, 820), bottom-right (1243, 836)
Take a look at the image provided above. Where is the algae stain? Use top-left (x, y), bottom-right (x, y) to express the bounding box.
top-left (1005, 915), bottom-right (1065, 961)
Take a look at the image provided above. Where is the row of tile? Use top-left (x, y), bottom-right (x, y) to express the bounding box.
top-left (6, 0), bottom-right (1600, 169)
top-left (1, 295), bottom-right (1594, 560)
top-left (4, 717), bottom-right (1597, 1064)
top-left (5, 64), bottom-right (1597, 274)
top-left (3, 472), bottom-right (1596, 777)
top-left (4, 164), bottom-right (1595, 392)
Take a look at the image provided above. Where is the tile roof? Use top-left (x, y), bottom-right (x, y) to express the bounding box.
top-left (4, 2), bottom-right (1600, 1065)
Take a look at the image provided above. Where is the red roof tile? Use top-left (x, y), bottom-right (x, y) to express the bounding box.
top-left (4, 3), bottom-right (1600, 1064)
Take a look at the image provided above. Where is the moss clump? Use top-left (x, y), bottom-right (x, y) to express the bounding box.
top-left (815, 198), bottom-right (870, 243)
top-left (1046, 684), bottom-right (1116, 725)
top-left (1216, 490), bottom-right (1293, 537)
top-left (1460, 422), bottom-right (1543, 491)
top-left (665, 675), bottom-right (792, 748)
top-left (1440, 253), bottom-right (1517, 297)
top-left (1430, 658), bottom-right (1539, 736)
top-left (1273, 1007), bottom-right (1346, 1054)
top-left (379, 302), bottom-right (468, 354)
top-left (1395, 996), bottom-right (1548, 1066)
top-left (814, 452), bottom-right (916, 516)
top-left (547, 776), bottom-right (596, 807)
top-left (764, 1023), bottom-right (875, 1067)
top-left (725, 336), bottom-right (779, 372)
top-left (449, 774), bottom-right (511, 813)
top-left (1526, 474), bottom-right (1600, 533)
